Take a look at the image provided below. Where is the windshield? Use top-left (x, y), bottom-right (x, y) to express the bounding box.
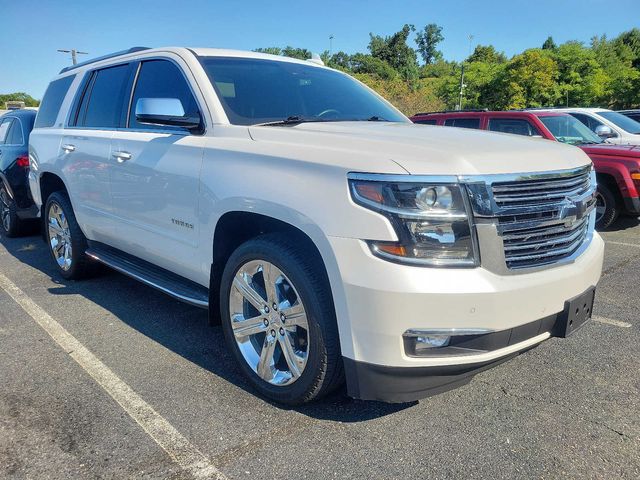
top-left (199, 57), bottom-right (408, 126)
top-left (538, 115), bottom-right (603, 145)
top-left (599, 111), bottom-right (640, 134)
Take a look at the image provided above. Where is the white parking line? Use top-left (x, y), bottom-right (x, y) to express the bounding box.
top-left (593, 316), bottom-right (633, 328)
top-left (0, 272), bottom-right (226, 480)
top-left (606, 241), bottom-right (640, 249)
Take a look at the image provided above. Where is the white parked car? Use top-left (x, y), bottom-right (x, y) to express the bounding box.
top-left (547, 107), bottom-right (640, 145)
top-left (28, 47), bottom-right (604, 404)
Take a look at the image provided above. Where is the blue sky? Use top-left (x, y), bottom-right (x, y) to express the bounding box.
top-left (2, 0), bottom-right (639, 98)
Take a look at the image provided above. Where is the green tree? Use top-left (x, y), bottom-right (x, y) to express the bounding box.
top-left (350, 53), bottom-right (398, 80)
top-left (368, 24), bottom-right (419, 82)
top-left (553, 41), bottom-right (607, 106)
top-left (498, 49), bottom-right (561, 108)
top-left (467, 45), bottom-right (507, 63)
top-left (253, 47), bottom-right (282, 56)
top-left (0, 92), bottom-right (40, 107)
top-left (415, 24), bottom-right (444, 65)
top-left (542, 36), bottom-right (557, 50)
top-left (281, 46), bottom-right (311, 60)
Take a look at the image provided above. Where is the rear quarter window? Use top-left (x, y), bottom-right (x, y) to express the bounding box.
top-left (443, 118), bottom-right (481, 129)
top-left (34, 75), bottom-right (75, 128)
top-left (414, 119), bottom-right (438, 125)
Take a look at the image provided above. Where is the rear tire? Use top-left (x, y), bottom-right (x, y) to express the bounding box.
top-left (44, 191), bottom-right (94, 280)
top-left (219, 233), bottom-right (343, 405)
top-left (0, 184), bottom-right (23, 237)
top-left (595, 183), bottom-right (619, 230)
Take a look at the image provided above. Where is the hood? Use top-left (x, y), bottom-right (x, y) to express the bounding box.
top-left (580, 143), bottom-right (640, 159)
top-left (248, 122), bottom-right (591, 176)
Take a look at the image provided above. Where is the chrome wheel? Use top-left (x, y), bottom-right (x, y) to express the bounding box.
top-left (0, 188), bottom-right (11, 232)
top-left (48, 202), bottom-right (73, 271)
top-left (595, 191), bottom-right (606, 225)
top-left (229, 260), bottom-right (309, 386)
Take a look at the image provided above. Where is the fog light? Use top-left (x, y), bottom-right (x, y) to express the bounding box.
top-left (416, 335), bottom-right (450, 349)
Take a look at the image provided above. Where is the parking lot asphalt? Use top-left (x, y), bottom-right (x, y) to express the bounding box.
top-left (1, 217), bottom-right (639, 480)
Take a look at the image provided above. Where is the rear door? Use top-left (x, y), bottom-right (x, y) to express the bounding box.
top-left (61, 63), bottom-right (133, 242)
top-left (109, 57), bottom-right (206, 282)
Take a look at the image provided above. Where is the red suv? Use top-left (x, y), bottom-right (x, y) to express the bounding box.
top-left (411, 110), bottom-right (640, 229)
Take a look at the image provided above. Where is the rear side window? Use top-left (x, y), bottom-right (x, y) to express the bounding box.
top-left (488, 118), bottom-right (540, 137)
top-left (444, 118), bottom-right (481, 129)
top-left (414, 119), bottom-right (437, 125)
top-left (129, 60), bottom-right (200, 131)
top-left (570, 113), bottom-right (603, 132)
top-left (5, 119), bottom-right (24, 145)
top-left (34, 75), bottom-right (75, 128)
top-left (78, 64), bottom-right (131, 128)
top-left (0, 119), bottom-right (11, 143)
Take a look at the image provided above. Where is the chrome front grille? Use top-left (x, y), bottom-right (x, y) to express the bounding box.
top-left (465, 166), bottom-right (596, 272)
top-left (491, 167), bottom-right (594, 269)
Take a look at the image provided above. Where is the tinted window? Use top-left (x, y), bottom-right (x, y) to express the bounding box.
top-left (129, 60), bottom-right (200, 131)
top-left (489, 118), bottom-right (540, 136)
top-left (80, 64), bottom-right (130, 128)
top-left (34, 75), bottom-right (75, 128)
top-left (0, 119), bottom-right (11, 144)
top-left (199, 57), bottom-right (407, 125)
top-left (599, 111), bottom-right (640, 134)
top-left (5, 119), bottom-right (24, 145)
top-left (443, 118), bottom-right (481, 129)
top-left (570, 113), bottom-right (603, 132)
top-left (414, 119), bottom-right (437, 125)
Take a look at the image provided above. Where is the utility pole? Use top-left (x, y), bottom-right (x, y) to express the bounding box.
top-left (329, 35), bottom-right (334, 56)
top-left (57, 49), bottom-right (88, 65)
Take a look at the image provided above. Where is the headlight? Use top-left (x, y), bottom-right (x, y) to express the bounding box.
top-left (349, 175), bottom-right (479, 267)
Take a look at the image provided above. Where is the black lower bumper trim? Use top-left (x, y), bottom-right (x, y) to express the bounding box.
top-left (344, 286), bottom-right (596, 403)
top-left (344, 355), bottom-right (516, 403)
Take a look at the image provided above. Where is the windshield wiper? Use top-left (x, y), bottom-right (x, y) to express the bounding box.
top-left (366, 116), bottom-right (389, 122)
top-left (253, 116), bottom-right (328, 127)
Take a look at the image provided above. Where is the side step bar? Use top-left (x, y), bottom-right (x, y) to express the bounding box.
top-left (86, 242), bottom-right (209, 309)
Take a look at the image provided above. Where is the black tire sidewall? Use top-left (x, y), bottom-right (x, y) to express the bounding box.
top-left (44, 192), bottom-right (89, 280)
top-left (0, 185), bottom-right (20, 237)
top-left (219, 236), bottom-right (336, 405)
top-left (596, 183), bottom-right (619, 230)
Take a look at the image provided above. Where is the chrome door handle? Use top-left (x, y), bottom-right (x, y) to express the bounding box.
top-left (61, 144), bottom-right (76, 153)
top-left (112, 151), bottom-right (132, 163)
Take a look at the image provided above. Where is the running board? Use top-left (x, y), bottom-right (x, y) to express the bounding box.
top-left (85, 242), bottom-right (209, 309)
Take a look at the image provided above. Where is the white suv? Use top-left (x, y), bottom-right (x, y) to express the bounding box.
top-left (549, 107), bottom-right (640, 145)
top-left (29, 47), bottom-right (604, 404)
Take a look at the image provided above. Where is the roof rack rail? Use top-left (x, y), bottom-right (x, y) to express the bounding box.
top-left (413, 108), bottom-right (488, 116)
top-left (59, 47), bottom-right (151, 74)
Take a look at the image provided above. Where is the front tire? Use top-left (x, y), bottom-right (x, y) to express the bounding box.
top-left (595, 183), bottom-right (619, 230)
top-left (219, 234), bottom-right (343, 405)
top-left (44, 192), bottom-right (94, 280)
top-left (0, 184), bottom-right (22, 237)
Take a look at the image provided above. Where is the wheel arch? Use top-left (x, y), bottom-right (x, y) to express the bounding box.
top-left (208, 209), bottom-right (353, 358)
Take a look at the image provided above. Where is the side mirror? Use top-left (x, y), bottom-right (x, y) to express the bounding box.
top-left (135, 98), bottom-right (201, 130)
top-left (595, 125), bottom-right (616, 139)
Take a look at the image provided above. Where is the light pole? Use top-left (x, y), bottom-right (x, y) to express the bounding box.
top-left (456, 35), bottom-right (474, 111)
top-left (57, 49), bottom-right (88, 65)
top-left (329, 35), bottom-right (334, 56)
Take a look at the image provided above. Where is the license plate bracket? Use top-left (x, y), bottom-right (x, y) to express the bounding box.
top-left (556, 287), bottom-right (596, 337)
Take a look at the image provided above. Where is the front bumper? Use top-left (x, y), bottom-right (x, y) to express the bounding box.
top-left (328, 233), bottom-right (604, 402)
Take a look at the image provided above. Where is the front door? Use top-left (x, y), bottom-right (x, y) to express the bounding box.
top-left (109, 58), bottom-right (206, 282)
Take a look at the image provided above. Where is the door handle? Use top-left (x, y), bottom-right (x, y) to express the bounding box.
top-left (61, 144), bottom-right (76, 153)
top-left (112, 151), bottom-right (132, 163)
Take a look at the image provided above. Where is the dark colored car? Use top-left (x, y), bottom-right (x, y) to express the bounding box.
top-left (0, 109), bottom-right (38, 236)
top-left (411, 110), bottom-right (640, 229)
top-left (618, 109), bottom-right (640, 124)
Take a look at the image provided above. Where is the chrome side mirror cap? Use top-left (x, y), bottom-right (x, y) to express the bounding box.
top-left (595, 125), bottom-right (616, 139)
top-left (134, 98), bottom-right (201, 131)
